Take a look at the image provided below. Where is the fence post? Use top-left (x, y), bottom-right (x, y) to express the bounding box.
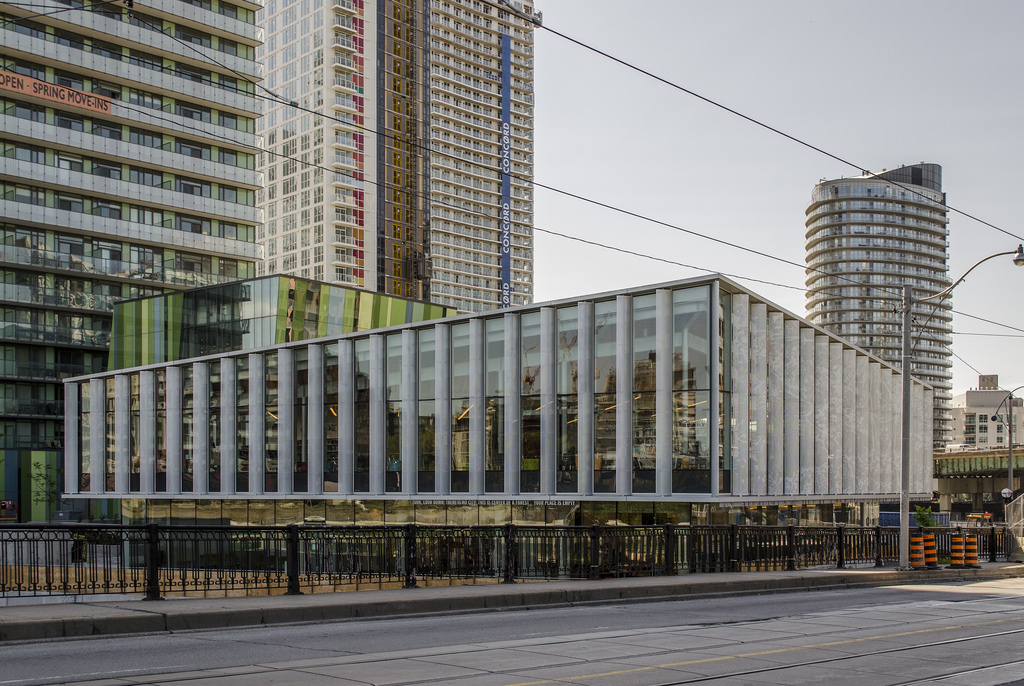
top-left (874, 526), bottom-right (884, 567)
top-left (503, 523), bottom-right (516, 584)
top-left (836, 525), bottom-right (846, 569)
top-left (403, 523), bottom-right (418, 589)
top-left (989, 526), bottom-right (998, 563)
top-left (589, 525), bottom-right (602, 580)
top-left (786, 524), bottom-right (796, 571)
top-left (285, 524), bottom-right (302, 595)
top-left (144, 523), bottom-right (162, 601)
top-left (663, 523), bottom-right (676, 576)
top-left (729, 524), bottom-right (738, 572)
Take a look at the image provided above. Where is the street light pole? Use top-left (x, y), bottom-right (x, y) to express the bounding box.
top-left (991, 386), bottom-right (1024, 502)
top-left (898, 245), bottom-right (1024, 570)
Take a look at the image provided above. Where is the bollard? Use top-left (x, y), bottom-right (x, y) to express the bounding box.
top-left (948, 532), bottom-right (965, 569)
top-left (965, 534), bottom-right (981, 568)
top-left (910, 531), bottom-right (926, 569)
top-left (923, 532), bottom-right (938, 569)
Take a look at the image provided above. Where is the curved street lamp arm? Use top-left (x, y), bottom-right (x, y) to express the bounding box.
top-left (918, 249), bottom-right (1019, 303)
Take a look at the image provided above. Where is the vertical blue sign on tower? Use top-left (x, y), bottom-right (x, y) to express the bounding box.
top-left (499, 33), bottom-right (513, 308)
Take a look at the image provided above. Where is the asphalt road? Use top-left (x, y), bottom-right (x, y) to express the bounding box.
top-left (5, 579), bottom-right (1024, 685)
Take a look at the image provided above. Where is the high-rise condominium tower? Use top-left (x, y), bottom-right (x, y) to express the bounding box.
top-left (256, 0), bottom-right (538, 312)
top-left (0, 0), bottom-right (263, 520)
top-left (805, 163), bottom-right (952, 447)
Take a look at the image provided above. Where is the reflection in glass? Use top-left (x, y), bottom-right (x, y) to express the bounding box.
top-left (354, 339), bottom-right (370, 492)
top-left (417, 330), bottom-right (436, 492)
top-left (385, 334), bottom-right (402, 493)
top-left (556, 307), bottom-right (578, 493)
top-left (485, 318), bottom-right (504, 492)
top-left (450, 324), bottom-right (470, 492)
top-left (208, 363), bottom-right (221, 493)
top-left (264, 353), bottom-right (278, 492)
top-left (236, 357), bottom-right (249, 492)
top-left (181, 369), bottom-right (193, 493)
top-left (323, 344), bottom-right (339, 492)
top-left (632, 294), bottom-right (656, 493)
top-left (293, 350), bottom-right (308, 492)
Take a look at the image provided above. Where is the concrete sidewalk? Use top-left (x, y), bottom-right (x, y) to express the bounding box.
top-left (2, 564), bottom-right (1023, 643)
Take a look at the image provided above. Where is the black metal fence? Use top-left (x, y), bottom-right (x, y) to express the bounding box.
top-left (0, 523), bottom-right (1010, 599)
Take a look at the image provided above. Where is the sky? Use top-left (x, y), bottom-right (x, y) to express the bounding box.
top-left (529, 0), bottom-right (1024, 398)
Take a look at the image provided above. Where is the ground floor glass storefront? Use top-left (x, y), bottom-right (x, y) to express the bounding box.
top-left (119, 498), bottom-right (883, 527)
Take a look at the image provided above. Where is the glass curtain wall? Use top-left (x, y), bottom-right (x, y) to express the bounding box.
top-left (181, 368), bottom-right (193, 493)
top-left (719, 289), bottom-right (732, 493)
top-left (593, 300), bottom-right (616, 493)
top-left (385, 334), bottom-right (402, 493)
top-left (79, 381), bottom-right (90, 491)
top-left (264, 353), bottom-right (278, 492)
top-left (450, 323), bottom-right (470, 493)
top-left (129, 373), bottom-right (140, 492)
top-left (235, 357), bottom-right (249, 492)
top-left (484, 318), bottom-right (504, 492)
top-left (209, 362), bottom-right (221, 493)
top-left (520, 311), bottom-right (541, 492)
top-left (632, 294), bottom-right (656, 493)
top-left (155, 370), bottom-right (166, 492)
top-left (556, 307), bottom-right (578, 493)
top-left (417, 329), bottom-right (436, 493)
top-left (104, 378), bottom-right (115, 491)
top-left (293, 350), bottom-right (308, 492)
top-left (354, 339), bottom-right (370, 492)
top-left (671, 286), bottom-right (710, 492)
top-left (324, 343), bottom-right (339, 491)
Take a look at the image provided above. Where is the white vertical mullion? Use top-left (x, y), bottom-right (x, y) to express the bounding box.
top-left (655, 289), bottom-right (673, 496)
top-left (766, 311), bottom-right (784, 496)
top-left (64, 383), bottom-right (80, 496)
top-left (730, 294), bottom-right (750, 495)
top-left (709, 283), bottom-right (721, 496)
top-left (192, 363), bottom-right (209, 495)
top-left (813, 336), bottom-right (829, 494)
top-left (114, 374), bottom-right (129, 495)
top-left (220, 358), bottom-right (237, 496)
top-left (277, 348), bottom-right (295, 494)
top-left (307, 345), bottom-right (324, 496)
top-left (783, 320), bottom-right (800, 495)
top-left (138, 372), bottom-right (155, 495)
top-left (165, 368), bottom-right (181, 496)
top-left (855, 355), bottom-right (869, 494)
top-left (749, 303), bottom-right (767, 495)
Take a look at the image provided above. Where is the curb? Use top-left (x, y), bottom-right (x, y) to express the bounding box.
top-left (2, 566), bottom-right (1023, 642)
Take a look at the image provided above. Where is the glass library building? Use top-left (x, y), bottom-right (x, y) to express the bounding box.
top-left (63, 275), bottom-right (934, 527)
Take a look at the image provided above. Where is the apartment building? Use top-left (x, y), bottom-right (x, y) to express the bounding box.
top-left (256, 0), bottom-right (538, 313)
top-left (0, 0), bottom-right (264, 520)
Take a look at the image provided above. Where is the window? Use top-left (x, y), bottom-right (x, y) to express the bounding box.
top-left (128, 89), bottom-right (162, 110)
top-left (219, 186), bottom-right (238, 203)
top-left (176, 64), bottom-right (210, 84)
top-left (130, 128), bottom-right (163, 149)
top-left (91, 160), bottom-right (121, 179)
top-left (91, 81), bottom-right (121, 99)
top-left (128, 50), bottom-right (162, 71)
top-left (130, 206), bottom-right (165, 226)
top-left (175, 140), bottom-right (211, 160)
top-left (5, 184), bottom-right (44, 205)
top-left (219, 38), bottom-right (239, 56)
top-left (92, 121), bottom-right (122, 140)
top-left (56, 152), bottom-right (84, 172)
top-left (176, 215), bottom-right (210, 234)
top-left (177, 177), bottom-right (210, 197)
top-left (130, 167), bottom-right (163, 187)
top-left (219, 149), bottom-right (238, 166)
top-left (4, 142), bottom-right (44, 163)
top-left (175, 27), bottom-right (211, 48)
top-left (175, 102), bottom-right (211, 122)
top-left (219, 111), bottom-right (238, 129)
top-left (55, 112), bottom-right (84, 131)
top-left (54, 71), bottom-right (83, 90)
top-left (92, 200), bottom-right (121, 219)
top-left (56, 193), bottom-right (85, 212)
top-left (54, 30), bottom-right (84, 50)
top-left (6, 100), bottom-right (45, 122)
